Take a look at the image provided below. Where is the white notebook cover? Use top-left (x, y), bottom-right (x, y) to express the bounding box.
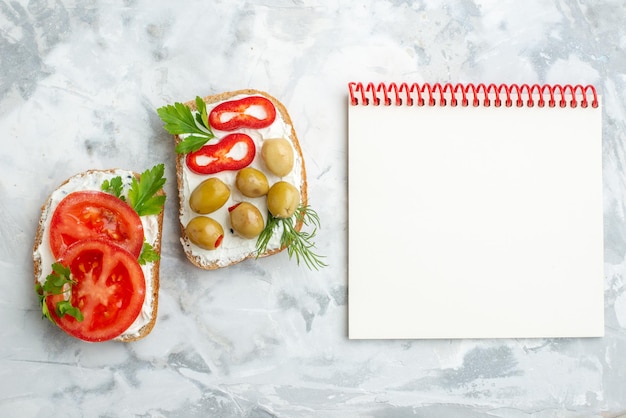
top-left (347, 83), bottom-right (604, 339)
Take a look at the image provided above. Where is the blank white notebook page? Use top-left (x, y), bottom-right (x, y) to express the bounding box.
top-left (348, 84), bottom-right (604, 339)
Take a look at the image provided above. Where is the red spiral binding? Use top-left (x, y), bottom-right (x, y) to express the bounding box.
top-left (348, 82), bottom-right (599, 109)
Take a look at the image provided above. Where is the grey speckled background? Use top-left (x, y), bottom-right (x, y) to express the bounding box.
top-left (1, 0), bottom-right (626, 417)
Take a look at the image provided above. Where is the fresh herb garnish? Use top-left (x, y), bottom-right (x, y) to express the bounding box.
top-left (56, 300), bottom-right (83, 320)
top-left (156, 96), bottom-right (215, 154)
top-left (138, 241), bottom-right (160, 265)
top-left (35, 262), bottom-right (84, 323)
top-left (194, 96), bottom-right (210, 130)
top-left (101, 176), bottom-right (125, 201)
top-left (128, 164), bottom-right (167, 216)
top-left (101, 164), bottom-right (166, 216)
top-left (256, 205), bottom-right (326, 270)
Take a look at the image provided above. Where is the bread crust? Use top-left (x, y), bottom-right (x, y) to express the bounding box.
top-left (32, 168), bottom-right (164, 342)
top-left (175, 89), bottom-right (308, 269)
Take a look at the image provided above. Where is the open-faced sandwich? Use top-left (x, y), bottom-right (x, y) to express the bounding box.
top-left (157, 89), bottom-right (324, 270)
top-left (32, 165), bottom-right (166, 342)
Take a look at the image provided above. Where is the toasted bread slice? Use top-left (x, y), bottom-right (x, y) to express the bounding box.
top-left (33, 168), bottom-right (165, 342)
top-left (173, 89), bottom-right (307, 269)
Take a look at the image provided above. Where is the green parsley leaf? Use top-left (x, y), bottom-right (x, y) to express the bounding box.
top-left (56, 300), bottom-right (84, 322)
top-left (40, 293), bottom-right (51, 321)
top-left (195, 95), bottom-right (209, 129)
top-left (36, 262), bottom-right (83, 323)
top-left (101, 176), bottom-right (125, 200)
top-left (156, 97), bottom-right (216, 154)
top-left (175, 135), bottom-right (213, 154)
top-left (138, 241), bottom-right (160, 265)
top-left (157, 102), bottom-right (203, 135)
top-left (128, 163), bottom-right (167, 216)
top-left (43, 263), bottom-right (72, 294)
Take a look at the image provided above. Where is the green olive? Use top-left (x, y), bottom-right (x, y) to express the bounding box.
top-left (229, 202), bottom-right (265, 239)
top-left (186, 216), bottom-right (224, 250)
top-left (261, 138), bottom-right (294, 177)
top-left (235, 167), bottom-right (269, 198)
top-left (267, 181), bottom-right (300, 218)
top-left (189, 177), bottom-right (230, 214)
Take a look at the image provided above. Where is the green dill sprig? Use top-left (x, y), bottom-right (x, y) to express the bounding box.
top-left (256, 205), bottom-right (326, 270)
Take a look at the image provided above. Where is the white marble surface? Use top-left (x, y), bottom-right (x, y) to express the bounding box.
top-left (1, 0), bottom-right (626, 416)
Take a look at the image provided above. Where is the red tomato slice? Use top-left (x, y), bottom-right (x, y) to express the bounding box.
top-left (49, 191), bottom-right (144, 259)
top-left (46, 238), bottom-right (146, 342)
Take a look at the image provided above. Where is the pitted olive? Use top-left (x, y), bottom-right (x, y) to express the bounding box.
top-left (229, 202), bottom-right (265, 239)
top-left (189, 177), bottom-right (230, 214)
top-left (267, 181), bottom-right (299, 218)
top-left (235, 167), bottom-right (269, 198)
top-left (261, 138), bottom-right (294, 177)
top-left (186, 216), bottom-right (224, 250)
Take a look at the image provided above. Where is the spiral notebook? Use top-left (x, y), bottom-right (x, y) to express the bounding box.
top-left (347, 82), bottom-right (604, 339)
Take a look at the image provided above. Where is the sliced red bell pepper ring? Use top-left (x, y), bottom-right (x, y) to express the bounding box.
top-left (186, 133), bottom-right (256, 175)
top-left (208, 96), bottom-right (277, 131)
